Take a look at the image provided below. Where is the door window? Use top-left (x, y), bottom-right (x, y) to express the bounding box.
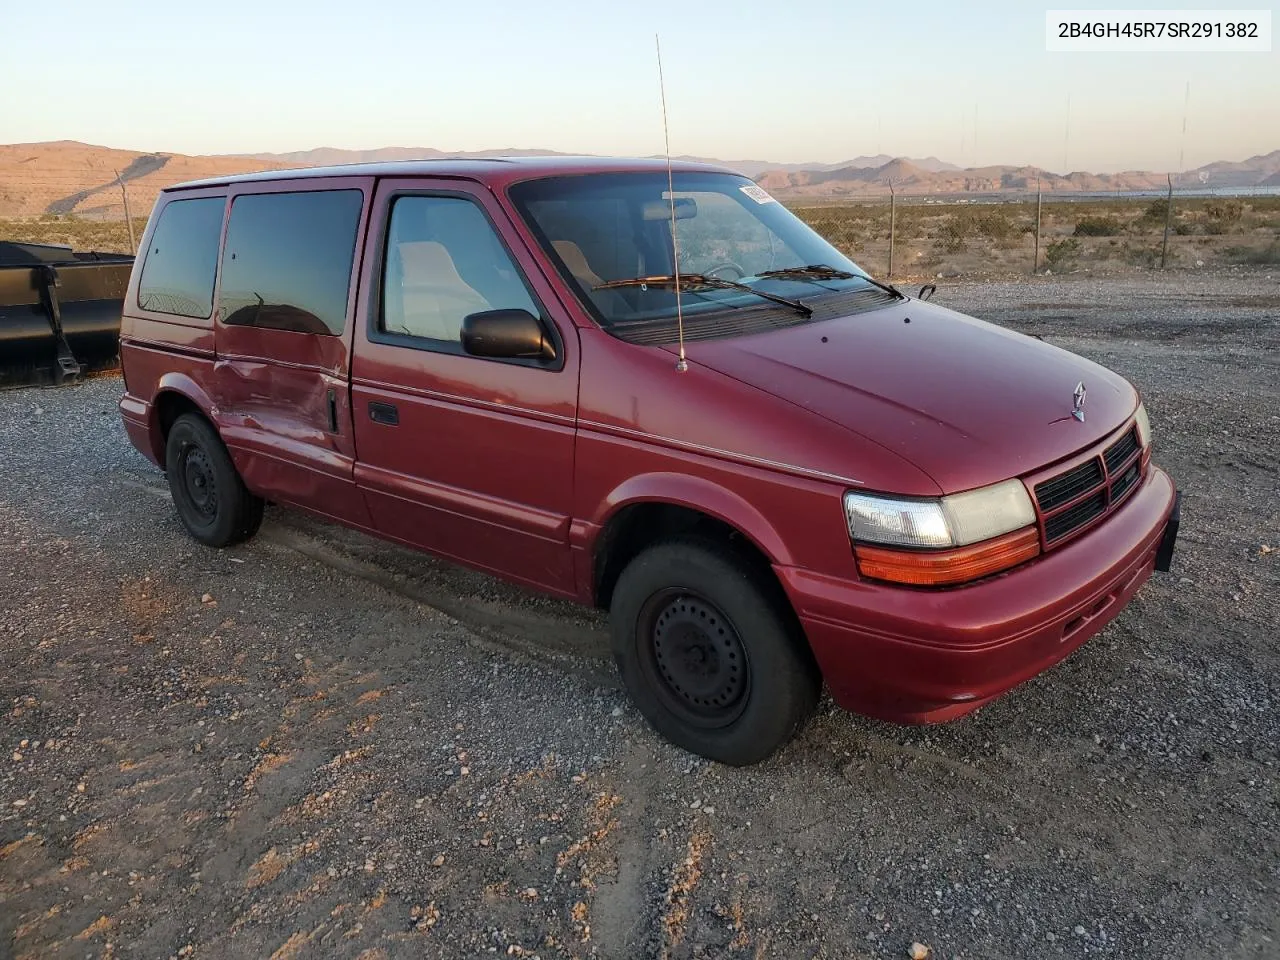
top-left (379, 195), bottom-right (540, 344)
top-left (219, 189), bottom-right (364, 335)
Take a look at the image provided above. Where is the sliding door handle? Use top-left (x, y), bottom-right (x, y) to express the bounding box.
top-left (368, 401), bottom-right (399, 426)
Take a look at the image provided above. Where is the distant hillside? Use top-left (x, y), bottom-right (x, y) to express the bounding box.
top-left (1189, 150), bottom-right (1280, 187)
top-left (0, 141), bottom-right (279, 218)
top-left (2, 141), bottom-right (1276, 218)
top-left (665, 154), bottom-right (958, 177)
top-left (757, 151), bottom-right (1280, 198)
top-left (241, 148), bottom-right (960, 180)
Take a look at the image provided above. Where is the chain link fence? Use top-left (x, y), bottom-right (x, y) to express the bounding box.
top-left (4, 190), bottom-right (1278, 281)
top-left (794, 191), bottom-right (1280, 280)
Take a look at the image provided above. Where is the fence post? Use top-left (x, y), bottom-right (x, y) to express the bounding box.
top-left (1033, 180), bottom-right (1042, 275)
top-left (114, 169), bottom-right (137, 255)
top-left (887, 181), bottom-right (896, 279)
top-left (1160, 173), bottom-right (1173, 269)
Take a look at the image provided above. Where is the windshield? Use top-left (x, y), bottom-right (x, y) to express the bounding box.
top-left (508, 172), bottom-right (876, 328)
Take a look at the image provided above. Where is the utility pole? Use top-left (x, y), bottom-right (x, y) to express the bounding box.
top-left (114, 169), bottom-right (137, 255)
top-left (887, 180), bottom-right (896, 278)
top-left (1161, 173), bottom-right (1173, 269)
top-left (1033, 180), bottom-right (1042, 274)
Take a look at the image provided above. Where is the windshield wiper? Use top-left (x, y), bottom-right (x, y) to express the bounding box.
top-left (755, 264), bottom-right (857, 281)
top-left (593, 273), bottom-right (812, 317)
top-left (758, 263), bottom-right (904, 299)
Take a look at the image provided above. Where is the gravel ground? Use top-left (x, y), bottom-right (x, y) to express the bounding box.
top-left (1, 269), bottom-right (1277, 960)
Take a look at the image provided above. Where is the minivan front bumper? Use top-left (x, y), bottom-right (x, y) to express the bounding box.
top-left (776, 466), bottom-right (1177, 724)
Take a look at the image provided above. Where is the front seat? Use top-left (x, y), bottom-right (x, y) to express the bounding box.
top-left (390, 240), bottom-right (492, 341)
top-left (552, 240), bottom-right (605, 288)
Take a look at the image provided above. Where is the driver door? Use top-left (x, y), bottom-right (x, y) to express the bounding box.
top-left (350, 178), bottom-right (581, 597)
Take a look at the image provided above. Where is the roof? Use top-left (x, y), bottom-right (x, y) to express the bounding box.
top-left (164, 155), bottom-right (741, 192)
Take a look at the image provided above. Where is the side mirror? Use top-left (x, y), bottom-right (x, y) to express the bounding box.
top-left (917, 283), bottom-right (936, 302)
top-left (461, 309), bottom-right (556, 361)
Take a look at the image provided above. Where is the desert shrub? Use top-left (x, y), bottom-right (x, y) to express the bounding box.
top-left (913, 248), bottom-right (943, 270)
top-left (1044, 237), bottom-right (1081, 270)
top-left (1174, 221), bottom-right (1198, 235)
top-left (1226, 241), bottom-right (1280, 265)
top-left (1204, 200), bottom-right (1244, 225)
top-left (1141, 199), bottom-right (1170, 223)
top-left (801, 205), bottom-right (884, 251)
top-left (936, 214), bottom-right (970, 252)
top-left (1074, 216), bottom-right (1122, 237)
top-left (975, 210), bottom-right (1015, 241)
top-left (1125, 244), bottom-right (1165, 268)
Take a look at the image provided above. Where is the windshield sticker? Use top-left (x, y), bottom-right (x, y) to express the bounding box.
top-left (739, 184), bottom-right (777, 205)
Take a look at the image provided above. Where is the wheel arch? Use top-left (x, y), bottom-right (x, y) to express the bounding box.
top-left (589, 472), bottom-right (796, 611)
top-left (148, 375), bottom-right (217, 463)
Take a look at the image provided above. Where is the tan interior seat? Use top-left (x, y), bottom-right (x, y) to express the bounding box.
top-left (391, 240), bottom-right (492, 341)
top-left (552, 240), bottom-right (605, 288)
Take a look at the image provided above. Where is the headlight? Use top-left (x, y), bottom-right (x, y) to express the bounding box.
top-left (843, 480), bottom-right (1041, 586)
top-left (844, 479), bottom-right (1036, 548)
top-left (1135, 402), bottom-right (1151, 449)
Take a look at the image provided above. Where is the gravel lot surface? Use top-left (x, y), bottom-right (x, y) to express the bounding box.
top-left (1, 270), bottom-right (1277, 960)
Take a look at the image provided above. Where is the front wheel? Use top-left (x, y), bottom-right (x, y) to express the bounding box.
top-left (164, 413), bottom-right (264, 547)
top-left (609, 539), bottom-right (821, 765)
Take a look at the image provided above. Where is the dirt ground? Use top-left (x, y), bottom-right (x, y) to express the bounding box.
top-left (1, 270), bottom-right (1277, 960)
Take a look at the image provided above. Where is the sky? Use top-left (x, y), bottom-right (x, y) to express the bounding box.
top-left (2, 0), bottom-right (1276, 173)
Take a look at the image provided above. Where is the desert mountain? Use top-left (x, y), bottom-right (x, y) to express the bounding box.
top-left (240, 148), bottom-right (960, 180)
top-left (0, 142), bottom-right (279, 219)
top-left (1, 141), bottom-right (1276, 219)
top-left (755, 153), bottom-right (1280, 198)
top-left (1186, 150), bottom-right (1280, 186)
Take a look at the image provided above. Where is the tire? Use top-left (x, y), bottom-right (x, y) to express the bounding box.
top-left (164, 412), bottom-right (264, 547)
top-left (609, 538), bottom-right (821, 765)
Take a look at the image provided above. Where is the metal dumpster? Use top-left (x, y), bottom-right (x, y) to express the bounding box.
top-left (0, 241), bottom-right (134, 388)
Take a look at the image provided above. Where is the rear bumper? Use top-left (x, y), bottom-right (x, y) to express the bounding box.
top-left (777, 465), bottom-right (1177, 723)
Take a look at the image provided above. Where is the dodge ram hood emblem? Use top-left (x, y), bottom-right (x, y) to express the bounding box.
top-left (1071, 381), bottom-right (1087, 422)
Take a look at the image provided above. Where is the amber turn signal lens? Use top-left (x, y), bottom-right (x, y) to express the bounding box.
top-left (855, 526), bottom-right (1042, 586)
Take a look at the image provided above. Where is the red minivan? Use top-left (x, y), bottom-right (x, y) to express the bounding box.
top-left (118, 158), bottom-right (1179, 765)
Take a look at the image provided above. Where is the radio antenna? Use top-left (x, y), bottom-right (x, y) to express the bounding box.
top-left (655, 33), bottom-right (688, 373)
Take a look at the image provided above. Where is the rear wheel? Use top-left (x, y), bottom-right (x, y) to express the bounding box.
top-left (164, 413), bottom-right (263, 547)
top-left (609, 538), bottom-right (821, 765)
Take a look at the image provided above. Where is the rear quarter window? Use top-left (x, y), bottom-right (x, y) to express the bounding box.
top-left (219, 189), bottom-right (364, 336)
top-left (137, 196), bottom-right (225, 318)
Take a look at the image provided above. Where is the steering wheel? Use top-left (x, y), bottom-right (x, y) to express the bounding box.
top-left (701, 260), bottom-right (747, 281)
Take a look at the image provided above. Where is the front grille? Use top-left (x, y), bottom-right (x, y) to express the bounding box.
top-left (1104, 428), bottom-right (1140, 474)
top-left (1034, 459), bottom-right (1104, 511)
top-left (1111, 462), bottom-right (1140, 504)
top-left (1044, 491), bottom-right (1107, 541)
top-left (1033, 422), bottom-right (1146, 546)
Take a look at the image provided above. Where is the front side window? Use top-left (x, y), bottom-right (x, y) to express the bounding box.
top-left (137, 196), bottom-right (225, 318)
top-left (380, 195), bottom-right (540, 344)
top-left (219, 189), bottom-right (364, 336)
top-left (509, 172), bottom-right (877, 331)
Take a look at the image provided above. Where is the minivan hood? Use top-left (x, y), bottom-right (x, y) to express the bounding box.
top-left (679, 297), bottom-right (1137, 493)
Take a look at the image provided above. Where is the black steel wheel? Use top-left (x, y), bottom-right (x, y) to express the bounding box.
top-left (638, 590), bottom-right (751, 728)
top-left (164, 412), bottom-right (264, 548)
top-left (610, 538), bottom-right (821, 766)
top-left (179, 445), bottom-right (219, 522)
